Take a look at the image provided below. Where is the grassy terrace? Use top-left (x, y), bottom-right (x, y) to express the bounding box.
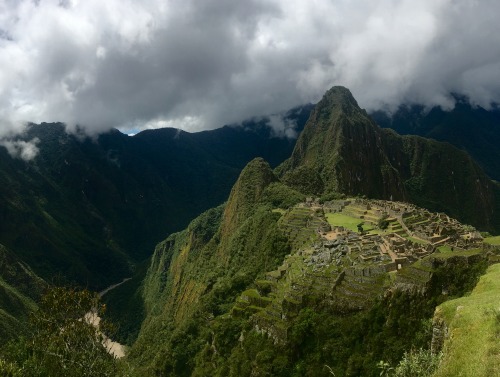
top-left (484, 235), bottom-right (500, 245)
top-left (325, 212), bottom-right (379, 233)
top-left (436, 247), bottom-right (482, 258)
top-left (434, 263), bottom-right (500, 377)
top-left (406, 236), bottom-right (428, 245)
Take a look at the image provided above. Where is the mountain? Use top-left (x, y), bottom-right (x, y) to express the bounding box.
top-left (128, 156), bottom-right (497, 376)
top-left (0, 106), bottom-right (311, 291)
top-left (125, 87), bottom-right (500, 376)
top-left (127, 158), bottom-right (297, 374)
top-left (1, 85), bottom-right (500, 375)
top-left (278, 86), bottom-right (500, 233)
top-left (0, 243), bottom-right (45, 340)
top-left (370, 99), bottom-right (500, 181)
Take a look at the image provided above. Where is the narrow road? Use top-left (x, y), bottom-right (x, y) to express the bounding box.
top-left (99, 277), bottom-right (132, 298)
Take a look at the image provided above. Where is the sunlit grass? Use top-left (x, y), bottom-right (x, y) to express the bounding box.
top-left (433, 263), bottom-right (500, 377)
top-left (484, 235), bottom-right (500, 245)
top-left (325, 212), bottom-right (378, 233)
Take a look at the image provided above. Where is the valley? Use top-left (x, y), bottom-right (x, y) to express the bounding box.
top-left (1, 2), bottom-right (500, 375)
top-left (1, 87), bottom-right (499, 377)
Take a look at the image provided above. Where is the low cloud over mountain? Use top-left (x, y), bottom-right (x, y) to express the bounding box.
top-left (1, 0), bottom-right (500, 136)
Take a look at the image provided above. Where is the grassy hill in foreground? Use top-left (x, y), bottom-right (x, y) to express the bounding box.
top-left (432, 263), bottom-right (500, 376)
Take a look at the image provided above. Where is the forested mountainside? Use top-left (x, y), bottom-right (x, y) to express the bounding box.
top-left (371, 100), bottom-right (500, 181)
top-left (1, 86), bottom-right (500, 376)
top-left (0, 244), bottom-right (45, 340)
top-left (125, 88), bottom-right (500, 376)
top-left (128, 156), bottom-right (499, 376)
top-left (0, 105), bottom-right (311, 291)
top-left (277, 87), bottom-right (500, 233)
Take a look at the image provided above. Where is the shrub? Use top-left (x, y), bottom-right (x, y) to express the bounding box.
top-left (393, 349), bottom-right (442, 377)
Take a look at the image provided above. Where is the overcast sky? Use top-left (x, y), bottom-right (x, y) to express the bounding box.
top-left (1, 0), bottom-right (500, 139)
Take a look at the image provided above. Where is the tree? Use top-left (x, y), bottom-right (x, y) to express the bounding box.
top-left (357, 222), bottom-right (364, 233)
top-left (378, 214), bottom-right (390, 230)
top-left (1, 287), bottom-right (117, 377)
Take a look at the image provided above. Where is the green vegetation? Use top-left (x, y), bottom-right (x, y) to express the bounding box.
top-left (0, 244), bottom-right (45, 341)
top-left (371, 100), bottom-right (500, 181)
top-left (0, 287), bottom-right (118, 377)
top-left (126, 152), bottom-right (492, 376)
top-left (190, 252), bottom-right (485, 377)
top-left (434, 248), bottom-right (482, 259)
top-left (262, 182), bottom-right (305, 209)
top-left (102, 262), bottom-right (148, 345)
top-left (326, 212), bottom-right (365, 232)
top-left (277, 86), bottom-right (500, 233)
top-left (378, 214), bottom-right (390, 230)
top-left (392, 348), bottom-right (442, 377)
top-left (0, 112), bottom-right (309, 293)
top-left (433, 263), bottom-right (500, 376)
top-left (127, 159), bottom-right (293, 375)
top-left (326, 212), bottom-right (379, 234)
top-left (484, 235), bottom-right (500, 245)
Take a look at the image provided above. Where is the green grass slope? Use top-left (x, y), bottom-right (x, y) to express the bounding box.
top-left (433, 263), bottom-right (500, 377)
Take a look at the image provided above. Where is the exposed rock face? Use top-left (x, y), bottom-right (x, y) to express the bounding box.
top-left (278, 86), bottom-right (500, 232)
top-left (431, 312), bottom-right (448, 354)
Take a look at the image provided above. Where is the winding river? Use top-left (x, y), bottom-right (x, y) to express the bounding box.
top-left (87, 277), bottom-right (132, 358)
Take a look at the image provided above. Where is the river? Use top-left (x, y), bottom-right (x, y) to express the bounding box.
top-left (86, 277), bottom-right (132, 358)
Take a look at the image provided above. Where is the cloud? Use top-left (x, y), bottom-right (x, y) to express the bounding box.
top-left (266, 114), bottom-right (298, 139)
top-left (0, 0), bottom-right (500, 136)
top-left (0, 138), bottom-right (40, 161)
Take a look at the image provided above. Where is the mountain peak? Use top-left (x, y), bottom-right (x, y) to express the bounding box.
top-left (278, 86), bottom-right (499, 231)
top-left (315, 86), bottom-right (362, 120)
top-left (323, 86), bottom-right (358, 105)
top-left (221, 158), bottom-right (277, 237)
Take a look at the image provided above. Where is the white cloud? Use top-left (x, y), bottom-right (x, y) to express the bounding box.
top-left (0, 0), bottom-right (499, 136)
top-left (0, 137), bottom-right (40, 161)
top-left (266, 114), bottom-right (298, 139)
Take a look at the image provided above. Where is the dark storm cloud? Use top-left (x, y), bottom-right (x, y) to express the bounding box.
top-left (1, 0), bottom-right (500, 140)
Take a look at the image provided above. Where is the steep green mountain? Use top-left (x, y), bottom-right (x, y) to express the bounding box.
top-left (128, 154), bottom-right (497, 376)
top-left (277, 86), bottom-right (500, 232)
top-left (0, 244), bottom-right (45, 340)
top-left (371, 99), bottom-right (500, 181)
top-left (2, 84), bottom-right (499, 376)
top-left (126, 87), bottom-right (500, 376)
top-left (0, 106), bottom-right (311, 290)
top-left (127, 158), bottom-right (297, 374)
